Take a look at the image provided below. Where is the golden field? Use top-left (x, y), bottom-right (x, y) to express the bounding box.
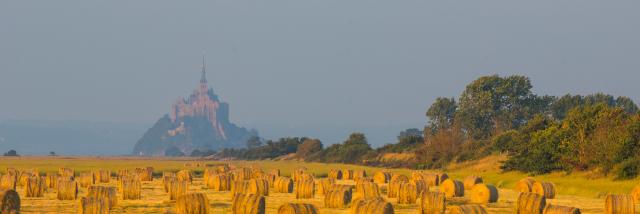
top-left (1, 155), bottom-right (639, 213)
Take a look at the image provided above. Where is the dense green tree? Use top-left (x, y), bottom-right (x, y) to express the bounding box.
top-left (426, 97), bottom-right (457, 132)
top-left (296, 138), bottom-right (323, 160)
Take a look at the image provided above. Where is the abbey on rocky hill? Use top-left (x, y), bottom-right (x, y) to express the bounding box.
top-left (133, 59), bottom-right (257, 156)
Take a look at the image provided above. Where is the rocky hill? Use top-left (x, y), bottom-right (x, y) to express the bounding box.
top-left (133, 63), bottom-right (257, 156)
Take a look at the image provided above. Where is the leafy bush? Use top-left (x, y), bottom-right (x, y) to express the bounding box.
top-left (613, 158), bottom-right (640, 180)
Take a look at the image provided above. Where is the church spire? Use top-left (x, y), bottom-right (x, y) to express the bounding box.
top-left (200, 56), bottom-right (207, 84)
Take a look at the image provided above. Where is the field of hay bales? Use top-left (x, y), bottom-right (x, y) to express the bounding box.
top-left (0, 156), bottom-right (639, 213)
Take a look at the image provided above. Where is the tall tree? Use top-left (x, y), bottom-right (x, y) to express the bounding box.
top-left (426, 97), bottom-right (457, 132)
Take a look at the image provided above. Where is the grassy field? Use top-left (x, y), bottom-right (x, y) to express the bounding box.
top-left (1, 155), bottom-right (639, 213)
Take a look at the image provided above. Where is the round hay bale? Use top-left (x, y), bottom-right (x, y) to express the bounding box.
top-left (604, 194), bottom-right (634, 214)
top-left (175, 192), bottom-right (210, 214)
top-left (235, 168), bottom-right (253, 181)
top-left (411, 179), bottom-right (429, 195)
top-left (25, 176), bottom-right (45, 198)
top-left (350, 198), bottom-right (394, 214)
top-left (515, 177), bottom-right (536, 193)
top-left (295, 179), bottom-right (315, 199)
top-left (448, 205), bottom-right (488, 214)
top-left (117, 169), bottom-right (132, 181)
top-left (413, 173), bottom-right (439, 186)
top-left (177, 170), bottom-right (193, 183)
top-left (232, 193), bottom-right (266, 214)
top-left (397, 182), bottom-right (418, 204)
top-left (516, 192), bottom-right (546, 214)
top-left (316, 178), bottom-right (336, 195)
top-left (0, 175), bottom-right (17, 190)
top-left (278, 203), bottom-right (318, 214)
top-left (631, 185), bottom-right (640, 204)
top-left (469, 184), bottom-right (498, 204)
top-left (463, 175), bottom-right (483, 190)
top-left (164, 176), bottom-right (177, 193)
top-left (543, 204), bottom-right (581, 214)
top-left (440, 179), bottom-right (464, 198)
top-left (57, 179), bottom-right (78, 200)
top-left (46, 172), bottom-right (59, 189)
top-left (387, 179), bottom-right (406, 198)
top-left (353, 170), bottom-right (367, 182)
top-left (354, 181), bottom-right (381, 201)
top-left (292, 168), bottom-right (306, 182)
top-left (206, 174), bottom-right (231, 191)
top-left (342, 169), bottom-right (354, 180)
top-left (436, 173), bottom-right (449, 184)
top-left (121, 179), bottom-right (141, 200)
top-left (328, 169), bottom-right (343, 180)
top-left (18, 172), bottom-right (35, 187)
top-left (168, 180), bottom-right (188, 201)
top-left (532, 181), bottom-right (556, 199)
top-left (0, 188), bottom-right (20, 214)
top-left (373, 171), bottom-right (391, 184)
top-left (87, 185), bottom-right (118, 208)
top-left (274, 177), bottom-right (294, 193)
top-left (261, 174), bottom-right (276, 187)
top-left (390, 174), bottom-right (409, 183)
top-left (325, 188), bottom-right (352, 208)
top-left (232, 180), bottom-right (249, 197)
top-left (163, 171), bottom-right (177, 179)
top-left (93, 170), bottom-right (110, 183)
top-left (80, 196), bottom-right (109, 214)
top-left (79, 172), bottom-right (95, 188)
top-left (248, 178), bottom-right (270, 196)
top-left (419, 191), bottom-right (446, 214)
top-left (58, 167), bottom-right (75, 178)
top-left (134, 167), bottom-right (153, 182)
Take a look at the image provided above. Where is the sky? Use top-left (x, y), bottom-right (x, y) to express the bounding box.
top-left (1, 1), bottom-right (639, 148)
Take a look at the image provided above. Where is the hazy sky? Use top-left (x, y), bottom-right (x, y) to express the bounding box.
top-left (1, 1), bottom-right (639, 144)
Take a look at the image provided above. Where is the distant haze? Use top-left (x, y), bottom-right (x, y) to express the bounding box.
top-left (1, 1), bottom-right (639, 154)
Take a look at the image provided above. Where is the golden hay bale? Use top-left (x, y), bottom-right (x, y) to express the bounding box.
top-left (87, 186), bottom-right (118, 208)
top-left (235, 168), bottom-right (254, 181)
top-left (516, 192), bottom-right (546, 214)
top-left (261, 174), bottom-right (276, 187)
top-left (316, 178), bottom-right (336, 195)
top-left (469, 184), bottom-right (499, 204)
top-left (121, 179), bottom-right (141, 200)
top-left (251, 169), bottom-right (265, 179)
top-left (79, 196), bottom-right (109, 214)
top-left (353, 170), bottom-right (367, 182)
top-left (164, 171), bottom-right (177, 179)
top-left (0, 188), bottom-right (20, 214)
top-left (387, 179), bottom-right (407, 198)
top-left (248, 178), bottom-right (270, 196)
top-left (57, 179), bottom-right (78, 200)
top-left (436, 173), bottom-right (449, 184)
top-left (232, 193), bottom-right (266, 214)
top-left (175, 192), bottom-right (210, 214)
top-left (25, 176), bottom-right (45, 197)
top-left (373, 171), bottom-right (392, 184)
top-left (93, 170), bottom-right (110, 183)
top-left (342, 169), bottom-right (354, 180)
top-left (440, 179), bottom-right (464, 198)
top-left (515, 177), bottom-right (536, 193)
top-left (411, 179), bottom-right (429, 195)
top-left (397, 182), bottom-right (419, 204)
top-left (278, 203), bottom-right (318, 214)
top-left (354, 181), bottom-right (381, 201)
top-left (463, 175), bottom-right (483, 190)
top-left (448, 205), bottom-right (488, 214)
top-left (177, 170), bottom-right (193, 183)
top-left (206, 174), bottom-right (231, 191)
top-left (631, 185), bottom-right (640, 204)
top-left (203, 168), bottom-right (217, 182)
top-left (325, 188), bottom-right (352, 208)
top-left (412, 173), bottom-right (439, 186)
top-left (232, 180), bottom-right (250, 196)
top-left (604, 194), bottom-right (634, 214)
top-left (532, 181), bottom-right (556, 199)
top-left (164, 176), bottom-right (178, 193)
top-left (419, 191), bottom-right (446, 214)
top-left (18, 172), bottom-right (35, 187)
top-left (543, 204), bottom-right (581, 214)
top-left (117, 169), bottom-right (132, 180)
top-left (295, 179), bottom-right (315, 199)
top-left (292, 168), bottom-right (306, 182)
top-left (134, 167), bottom-right (154, 182)
top-left (46, 173), bottom-right (59, 189)
top-left (329, 169), bottom-right (343, 180)
top-left (270, 169), bottom-right (281, 177)
top-left (350, 198), bottom-right (394, 214)
top-left (168, 180), bottom-right (188, 200)
top-left (79, 172), bottom-right (95, 188)
top-left (0, 175), bottom-right (17, 190)
top-left (274, 177), bottom-right (294, 193)
top-left (391, 174), bottom-right (409, 183)
top-left (58, 167), bottom-right (75, 178)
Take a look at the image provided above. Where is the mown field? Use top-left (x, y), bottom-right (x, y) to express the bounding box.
top-left (1, 155), bottom-right (639, 213)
